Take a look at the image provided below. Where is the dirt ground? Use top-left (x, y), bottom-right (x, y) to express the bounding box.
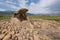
top-left (0, 19), bottom-right (60, 40)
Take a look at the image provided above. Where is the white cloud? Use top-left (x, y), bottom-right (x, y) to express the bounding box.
top-left (0, 8), bottom-right (6, 11)
top-left (6, 4), bottom-right (19, 10)
top-left (27, 0), bottom-right (57, 14)
top-left (0, 0), bottom-right (28, 11)
top-left (39, 0), bottom-right (55, 7)
top-left (17, 0), bottom-right (28, 8)
top-left (5, 1), bottom-right (16, 4)
top-left (15, 0), bottom-right (60, 14)
top-left (0, 0), bottom-right (60, 14)
top-left (0, 2), bottom-right (19, 10)
top-left (9, 0), bottom-right (60, 13)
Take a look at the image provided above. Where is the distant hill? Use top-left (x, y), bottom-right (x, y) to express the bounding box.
top-left (0, 11), bottom-right (35, 16)
top-left (0, 11), bottom-right (14, 16)
top-left (0, 11), bottom-right (60, 16)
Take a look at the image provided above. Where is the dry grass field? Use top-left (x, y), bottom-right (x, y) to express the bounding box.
top-left (0, 16), bottom-right (60, 40)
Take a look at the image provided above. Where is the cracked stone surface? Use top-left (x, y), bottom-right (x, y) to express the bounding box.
top-left (0, 19), bottom-right (60, 40)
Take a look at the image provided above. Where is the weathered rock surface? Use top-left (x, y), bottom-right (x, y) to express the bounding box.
top-left (0, 19), bottom-right (60, 40)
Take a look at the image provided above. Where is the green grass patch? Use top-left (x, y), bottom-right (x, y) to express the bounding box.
top-left (0, 15), bottom-right (60, 21)
top-left (0, 15), bottom-right (11, 20)
top-left (29, 16), bottom-right (60, 21)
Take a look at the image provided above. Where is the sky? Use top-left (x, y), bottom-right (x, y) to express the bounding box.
top-left (0, 0), bottom-right (60, 14)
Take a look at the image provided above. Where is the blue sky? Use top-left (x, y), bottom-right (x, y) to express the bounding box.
top-left (0, 0), bottom-right (60, 14)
